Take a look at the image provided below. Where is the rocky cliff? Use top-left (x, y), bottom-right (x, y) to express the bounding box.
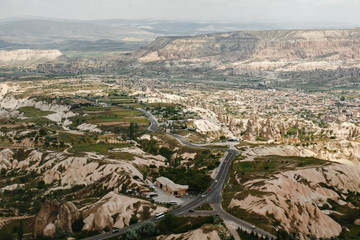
top-left (0, 49), bottom-right (62, 66)
top-left (157, 224), bottom-right (228, 240)
top-left (34, 200), bottom-right (80, 238)
top-left (229, 162), bottom-right (360, 239)
top-left (227, 143), bottom-right (360, 239)
top-left (82, 191), bottom-right (166, 232)
top-left (135, 29), bottom-right (360, 71)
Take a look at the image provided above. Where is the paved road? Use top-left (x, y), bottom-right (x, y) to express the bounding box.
top-left (83, 110), bottom-right (276, 240)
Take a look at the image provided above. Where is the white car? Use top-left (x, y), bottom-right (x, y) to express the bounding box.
top-left (201, 194), bottom-right (206, 198)
top-left (251, 225), bottom-right (256, 229)
top-left (215, 180), bottom-right (218, 183)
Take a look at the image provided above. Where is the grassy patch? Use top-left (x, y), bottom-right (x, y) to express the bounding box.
top-left (69, 106), bottom-right (148, 135)
top-left (237, 155), bottom-right (329, 176)
top-left (157, 215), bottom-right (215, 235)
top-left (18, 106), bottom-right (54, 117)
top-left (68, 143), bottom-right (128, 154)
top-left (108, 152), bottom-right (135, 160)
top-left (195, 202), bottom-right (213, 211)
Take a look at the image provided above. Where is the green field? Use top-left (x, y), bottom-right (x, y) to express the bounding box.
top-left (72, 106), bottom-right (148, 125)
top-left (68, 142), bottom-right (128, 155)
top-left (18, 106), bottom-right (54, 118)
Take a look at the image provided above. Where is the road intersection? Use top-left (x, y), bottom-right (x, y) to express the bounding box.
top-left (83, 109), bottom-right (276, 240)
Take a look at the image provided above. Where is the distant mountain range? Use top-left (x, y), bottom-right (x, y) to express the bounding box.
top-left (0, 17), bottom-right (356, 52)
top-left (134, 28), bottom-right (360, 71)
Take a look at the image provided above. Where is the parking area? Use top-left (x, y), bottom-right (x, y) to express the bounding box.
top-left (152, 185), bottom-right (196, 206)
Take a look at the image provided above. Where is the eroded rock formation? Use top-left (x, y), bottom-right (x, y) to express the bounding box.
top-left (34, 200), bottom-right (80, 238)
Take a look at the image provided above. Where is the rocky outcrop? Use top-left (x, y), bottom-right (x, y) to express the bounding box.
top-left (0, 96), bottom-right (76, 127)
top-left (77, 123), bottom-right (102, 133)
top-left (34, 200), bottom-right (80, 238)
top-left (82, 191), bottom-right (167, 232)
top-left (0, 84), bottom-right (76, 128)
top-left (0, 146), bottom-right (164, 201)
top-left (0, 49), bottom-right (62, 66)
top-left (326, 122), bottom-right (360, 140)
top-left (157, 224), bottom-right (226, 240)
top-left (136, 31), bottom-right (258, 62)
top-left (135, 29), bottom-right (360, 71)
top-left (230, 163), bottom-right (360, 239)
top-left (0, 148), bottom-right (14, 169)
top-left (246, 140), bottom-right (360, 165)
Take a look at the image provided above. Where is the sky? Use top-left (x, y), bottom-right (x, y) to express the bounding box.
top-left (1, 0), bottom-right (360, 25)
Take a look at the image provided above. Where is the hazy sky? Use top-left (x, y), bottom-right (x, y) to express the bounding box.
top-left (1, 0), bottom-right (360, 24)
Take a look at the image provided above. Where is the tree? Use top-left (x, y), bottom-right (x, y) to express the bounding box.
top-left (159, 147), bottom-right (173, 164)
top-left (340, 96), bottom-right (345, 101)
top-left (72, 217), bottom-right (84, 232)
top-left (135, 221), bottom-right (156, 236)
top-left (37, 180), bottom-right (45, 189)
top-left (212, 215), bottom-right (222, 225)
top-left (129, 122), bottom-right (135, 139)
top-left (129, 216), bottom-right (138, 225)
top-left (124, 229), bottom-right (137, 240)
top-left (0, 230), bottom-right (14, 240)
top-left (18, 220), bottom-right (23, 240)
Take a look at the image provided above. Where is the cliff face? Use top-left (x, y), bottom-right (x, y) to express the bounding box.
top-left (135, 29), bottom-right (360, 70)
top-left (137, 32), bottom-right (259, 61)
top-left (229, 164), bottom-right (360, 239)
top-left (228, 144), bottom-right (360, 239)
top-left (34, 200), bottom-right (80, 238)
top-left (82, 191), bottom-right (167, 232)
top-left (0, 49), bottom-right (62, 66)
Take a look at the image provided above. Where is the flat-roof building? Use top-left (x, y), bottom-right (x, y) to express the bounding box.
top-left (156, 177), bottom-right (188, 195)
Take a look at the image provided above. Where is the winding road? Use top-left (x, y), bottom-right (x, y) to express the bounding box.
top-left (83, 109), bottom-right (276, 240)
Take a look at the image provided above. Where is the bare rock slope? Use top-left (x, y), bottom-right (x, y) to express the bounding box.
top-left (135, 29), bottom-right (360, 70)
top-left (82, 191), bottom-right (166, 232)
top-left (34, 200), bottom-right (80, 238)
top-left (0, 49), bottom-right (62, 65)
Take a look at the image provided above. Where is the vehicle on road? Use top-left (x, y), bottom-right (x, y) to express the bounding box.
top-left (215, 180), bottom-right (218, 183)
top-left (171, 200), bottom-right (178, 205)
top-left (251, 225), bottom-right (256, 229)
top-left (188, 209), bottom-right (194, 212)
top-left (112, 229), bottom-right (119, 233)
top-left (155, 212), bottom-right (165, 219)
top-left (201, 194), bottom-right (206, 198)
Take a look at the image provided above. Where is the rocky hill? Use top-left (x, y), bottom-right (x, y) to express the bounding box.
top-left (135, 29), bottom-right (360, 71)
top-left (0, 49), bottom-right (62, 66)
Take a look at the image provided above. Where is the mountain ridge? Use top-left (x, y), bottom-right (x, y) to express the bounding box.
top-left (135, 28), bottom-right (360, 71)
